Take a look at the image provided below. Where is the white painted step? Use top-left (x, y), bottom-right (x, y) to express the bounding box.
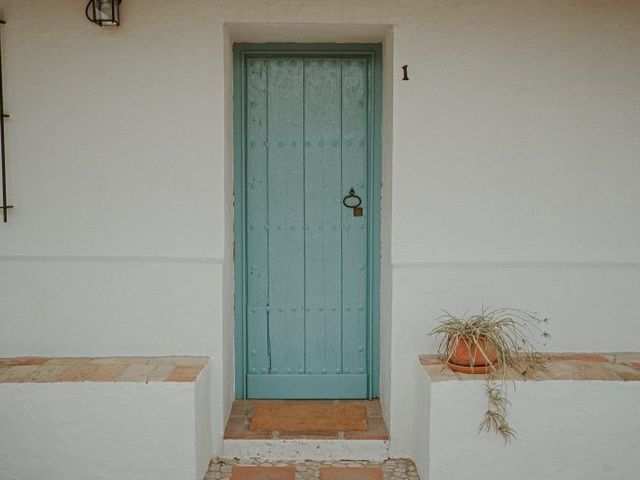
top-left (223, 439), bottom-right (389, 461)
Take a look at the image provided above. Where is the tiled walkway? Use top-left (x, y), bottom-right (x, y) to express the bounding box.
top-left (420, 352), bottom-right (640, 382)
top-left (206, 458), bottom-right (418, 480)
top-left (0, 357), bottom-right (207, 383)
top-left (224, 400), bottom-right (389, 440)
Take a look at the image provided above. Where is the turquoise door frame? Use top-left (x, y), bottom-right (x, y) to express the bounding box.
top-left (233, 43), bottom-right (382, 399)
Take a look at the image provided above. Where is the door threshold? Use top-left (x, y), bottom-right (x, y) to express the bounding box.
top-left (224, 399), bottom-right (388, 441)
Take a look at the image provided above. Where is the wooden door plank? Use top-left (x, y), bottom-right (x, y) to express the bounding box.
top-left (246, 58), bottom-right (270, 375)
top-left (266, 58), bottom-right (305, 376)
top-left (340, 58), bottom-right (369, 376)
top-left (303, 58), bottom-right (343, 376)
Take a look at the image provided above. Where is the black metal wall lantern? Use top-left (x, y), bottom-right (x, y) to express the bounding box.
top-left (86, 0), bottom-right (122, 27)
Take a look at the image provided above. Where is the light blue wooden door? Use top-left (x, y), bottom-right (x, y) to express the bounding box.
top-left (243, 54), bottom-right (371, 399)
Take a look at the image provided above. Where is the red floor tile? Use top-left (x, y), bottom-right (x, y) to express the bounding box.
top-left (320, 466), bottom-right (384, 480)
top-left (231, 466), bottom-right (296, 480)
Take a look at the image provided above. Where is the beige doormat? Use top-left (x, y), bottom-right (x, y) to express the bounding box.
top-left (249, 403), bottom-right (368, 432)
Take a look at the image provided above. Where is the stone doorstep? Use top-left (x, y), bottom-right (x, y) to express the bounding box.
top-left (222, 439), bottom-right (390, 463)
top-left (0, 356), bottom-right (208, 384)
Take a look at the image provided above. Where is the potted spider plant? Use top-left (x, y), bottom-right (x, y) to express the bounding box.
top-left (429, 307), bottom-right (550, 441)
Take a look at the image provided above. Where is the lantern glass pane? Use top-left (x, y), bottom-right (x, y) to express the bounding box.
top-left (95, 0), bottom-right (118, 26)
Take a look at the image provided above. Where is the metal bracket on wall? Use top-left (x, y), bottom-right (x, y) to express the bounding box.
top-left (0, 20), bottom-right (13, 223)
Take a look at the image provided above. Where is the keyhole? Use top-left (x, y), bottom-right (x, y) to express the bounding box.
top-left (402, 65), bottom-right (409, 81)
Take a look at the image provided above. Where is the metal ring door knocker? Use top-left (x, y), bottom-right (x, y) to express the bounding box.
top-left (343, 188), bottom-right (364, 217)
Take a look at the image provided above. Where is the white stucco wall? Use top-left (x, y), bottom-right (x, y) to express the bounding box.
top-left (417, 377), bottom-right (640, 480)
top-left (1, 0), bottom-right (639, 462)
top-left (0, 371), bottom-right (212, 480)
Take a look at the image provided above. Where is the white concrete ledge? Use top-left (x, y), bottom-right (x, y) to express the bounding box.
top-left (415, 356), bottom-right (640, 480)
top-left (223, 438), bottom-right (389, 461)
top-left (0, 363), bottom-right (212, 480)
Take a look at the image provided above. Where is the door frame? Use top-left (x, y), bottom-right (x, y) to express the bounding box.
top-left (233, 43), bottom-right (382, 399)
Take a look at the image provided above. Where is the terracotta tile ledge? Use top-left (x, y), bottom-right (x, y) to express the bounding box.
top-left (0, 356), bottom-right (208, 384)
top-left (419, 352), bottom-right (640, 382)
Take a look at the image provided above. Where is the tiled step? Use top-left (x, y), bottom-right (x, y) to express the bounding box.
top-left (225, 400), bottom-right (388, 440)
top-left (206, 459), bottom-right (419, 480)
top-left (227, 465), bottom-right (385, 480)
top-left (223, 400), bottom-right (390, 461)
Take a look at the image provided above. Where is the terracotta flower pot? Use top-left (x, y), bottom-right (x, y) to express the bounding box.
top-left (447, 336), bottom-right (497, 374)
